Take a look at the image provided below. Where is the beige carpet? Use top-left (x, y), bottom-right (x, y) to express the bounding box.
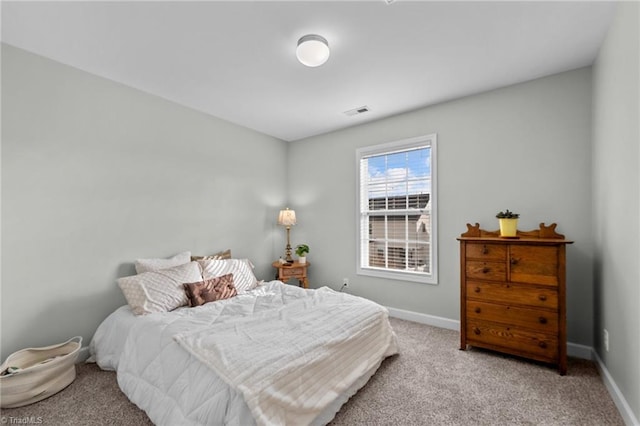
top-left (1, 318), bottom-right (624, 425)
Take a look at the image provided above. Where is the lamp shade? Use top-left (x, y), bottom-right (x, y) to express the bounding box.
top-left (296, 34), bottom-right (330, 67)
top-left (278, 208), bottom-right (297, 226)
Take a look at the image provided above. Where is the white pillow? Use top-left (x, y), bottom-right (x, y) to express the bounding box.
top-left (118, 261), bottom-right (202, 315)
top-left (134, 251), bottom-right (191, 274)
top-left (198, 259), bottom-right (259, 294)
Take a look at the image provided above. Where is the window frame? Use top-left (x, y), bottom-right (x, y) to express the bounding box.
top-left (355, 134), bottom-right (438, 284)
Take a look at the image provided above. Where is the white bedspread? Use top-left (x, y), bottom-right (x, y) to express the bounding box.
top-left (175, 285), bottom-right (397, 426)
top-left (92, 281), bottom-right (398, 425)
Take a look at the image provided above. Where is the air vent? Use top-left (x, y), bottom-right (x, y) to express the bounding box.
top-left (344, 106), bottom-right (371, 116)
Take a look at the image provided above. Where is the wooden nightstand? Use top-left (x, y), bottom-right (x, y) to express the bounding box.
top-left (272, 261), bottom-right (309, 289)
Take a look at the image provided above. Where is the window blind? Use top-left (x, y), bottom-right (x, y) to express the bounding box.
top-left (357, 135), bottom-right (437, 283)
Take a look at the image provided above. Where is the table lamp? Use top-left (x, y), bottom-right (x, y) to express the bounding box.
top-left (278, 208), bottom-right (296, 262)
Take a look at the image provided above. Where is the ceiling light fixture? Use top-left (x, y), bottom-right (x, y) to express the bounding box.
top-left (296, 34), bottom-right (330, 67)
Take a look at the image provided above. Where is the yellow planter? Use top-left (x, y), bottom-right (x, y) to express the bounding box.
top-left (499, 218), bottom-right (518, 237)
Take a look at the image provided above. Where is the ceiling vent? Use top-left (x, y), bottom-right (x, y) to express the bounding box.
top-left (344, 106), bottom-right (371, 116)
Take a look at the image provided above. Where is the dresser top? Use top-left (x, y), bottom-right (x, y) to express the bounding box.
top-left (457, 222), bottom-right (574, 244)
top-left (458, 236), bottom-right (573, 245)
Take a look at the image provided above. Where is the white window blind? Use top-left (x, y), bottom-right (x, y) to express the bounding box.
top-left (356, 134), bottom-right (437, 284)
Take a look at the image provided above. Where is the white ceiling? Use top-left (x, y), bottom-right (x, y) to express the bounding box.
top-left (1, 1), bottom-right (616, 142)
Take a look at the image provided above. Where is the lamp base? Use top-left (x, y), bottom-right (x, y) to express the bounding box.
top-left (285, 227), bottom-right (294, 262)
top-left (285, 244), bottom-right (293, 263)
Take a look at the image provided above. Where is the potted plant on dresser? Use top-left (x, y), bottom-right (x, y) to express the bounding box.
top-left (496, 209), bottom-right (519, 237)
top-left (295, 244), bottom-right (309, 264)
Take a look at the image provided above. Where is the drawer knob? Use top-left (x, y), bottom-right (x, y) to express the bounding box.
top-left (482, 267), bottom-right (490, 273)
top-left (474, 287), bottom-right (481, 293)
top-left (482, 245), bottom-right (488, 255)
top-left (474, 307), bottom-right (481, 314)
top-left (473, 327), bottom-right (481, 335)
top-left (510, 258), bottom-right (518, 265)
top-left (538, 294), bottom-right (547, 301)
top-left (539, 317), bottom-right (548, 324)
top-left (538, 341), bottom-right (547, 349)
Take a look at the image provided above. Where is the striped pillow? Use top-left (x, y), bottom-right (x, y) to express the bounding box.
top-left (198, 259), bottom-right (258, 294)
top-left (183, 274), bottom-right (237, 307)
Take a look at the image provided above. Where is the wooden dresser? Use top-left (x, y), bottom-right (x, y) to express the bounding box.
top-left (458, 223), bottom-right (572, 375)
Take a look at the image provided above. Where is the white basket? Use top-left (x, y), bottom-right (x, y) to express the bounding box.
top-left (0, 336), bottom-right (82, 408)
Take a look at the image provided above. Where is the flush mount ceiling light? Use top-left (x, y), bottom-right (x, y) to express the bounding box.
top-left (296, 34), bottom-right (330, 67)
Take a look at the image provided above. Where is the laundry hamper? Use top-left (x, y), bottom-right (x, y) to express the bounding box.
top-left (0, 336), bottom-right (82, 408)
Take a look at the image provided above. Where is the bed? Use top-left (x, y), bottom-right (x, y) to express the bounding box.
top-left (89, 267), bottom-right (398, 426)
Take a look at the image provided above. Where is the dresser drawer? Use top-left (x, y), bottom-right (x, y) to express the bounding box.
top-left (466, 300), bottom-right (558, 332)
top-left (466, 320), bottom-right (558, 361)
top-left (466, 281), bottom-right (558, 309)
top-left (510, 246), bottom-right (559, 286)
top-left (466, 261), bottom-right (507, 281)
top-left (466, 243), bottom-right (506, 261)
top-left (281, 267), bottom-right (304, 278)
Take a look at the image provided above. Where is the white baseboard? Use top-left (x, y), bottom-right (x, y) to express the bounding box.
top-left (386, 306), bottom-right (637, 425)
top-left (567, 342), bottom-right (593, 360)
top-left (593, 351), bottom-right (640, 426)
top-left (386, 306), bottom-right (460, 331)
top-left (77, 346), bottom-right (90, 363)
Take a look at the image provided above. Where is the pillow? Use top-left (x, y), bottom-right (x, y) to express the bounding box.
top-left (190, 249), bottom-right (232, 262)
top-left (118, 261), bottom-right (202, 315)
top-left (135, 251), bottom-right (191, 274)
top-left (198, 259), bottom-right (259, 294)
top-left (183, 274), bottom-right (237, 307)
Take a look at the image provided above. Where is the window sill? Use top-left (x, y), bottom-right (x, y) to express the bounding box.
top-left (357, 267), bottom-right (438, 285)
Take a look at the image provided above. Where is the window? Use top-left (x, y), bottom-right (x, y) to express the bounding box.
top-left (356, 134), bottom-right (437, 284)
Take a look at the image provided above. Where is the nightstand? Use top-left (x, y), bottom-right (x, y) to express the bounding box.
top-left (272, 261), bottom-right (309, 289)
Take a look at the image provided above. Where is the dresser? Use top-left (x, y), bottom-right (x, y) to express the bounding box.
top-left (458, 223), bottom-right (572, 375)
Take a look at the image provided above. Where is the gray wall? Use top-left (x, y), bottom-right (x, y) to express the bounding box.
top-left (1, 44), bottom-right (288, 360)
top-left (289, 68), bottom-right (594, 346)
top-left (592, 2), bottom-right (640, 421)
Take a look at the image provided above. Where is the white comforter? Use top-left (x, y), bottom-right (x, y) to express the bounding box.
top-left (175, 284), bottom-right (397, 426)
top-left (92, 281), bottom-right (398, 426)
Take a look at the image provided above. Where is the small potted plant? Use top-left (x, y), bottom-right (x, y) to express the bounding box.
top-left (496, 209), bottom-right (520, 237)
top-left (295, 244), bottom-right (309, 264)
